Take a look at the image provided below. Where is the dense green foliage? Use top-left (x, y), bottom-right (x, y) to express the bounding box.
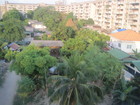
top-left (77, 18), bottom-right (94, 28)
top-left (113, 78), bottom-right (139, 105)
top-left (49, 71), bottom-right (102, 105)
top-left (1, 19), bottom-right (25, 42)
top-left (0, 40), bottom-right (7, 59)
top-left (5, 50), bottom-right (17, 61)
top-left (3, 9), bottom-right (24, 21)
top-left (61, 29), bottom-right (110, 55)
top-left (33, 6), bottom-right (62, 31)
top-left (26, 10), bottom-right (34, 19)
top-left (11, 45), bottom-right (57, 88)
top-left (47, 46), bottom-right (123, 105)
top-left (0, 9), bottom-right (26, 42)
top-left (17, 76), bottom-right (36, 97)
top-left (53, 27), bottom-right (76, 40)
top-left (1, 6), bottom-right (139, 105)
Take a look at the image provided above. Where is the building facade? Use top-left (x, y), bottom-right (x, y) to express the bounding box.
top-left (0, 4), bottom-right (6, 19)
top-left (55, 0), bottom-right (140, 32)
top-left (1, 0), bottom-right (140, 32)
top-left (55, 1), bottom-right (96, 20)
top-left (109, 30), bottom-right (140, 53)
top-left (0, 1), bottom-right (49, 17)
top-left (94, 0), bottom-right (140, 33)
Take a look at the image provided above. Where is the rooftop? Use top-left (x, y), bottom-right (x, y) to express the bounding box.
top-left (108, 48), bottom-right (131, 60)
top-left (132, 60), bottom-right (140, 71)
top-left (109, 30), bottom-right (140, 41)
top-left (8, 43), bottom-right (20, 50)
top-left (30, 40), bottom-right (64, 47)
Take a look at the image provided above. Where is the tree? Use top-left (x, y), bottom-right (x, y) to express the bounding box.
top-left (61, 29), bottom-right (109, 56)
top-left (2, 19), bottom-right (25, 42)
top-left (5, 50), bottom-right (18, 61)
top-left (49, 71), bottom-right (102, 105)
top-left (129, 76), bottom-right (140, 103)
top-left (26, 10), bottom-right (34, 19)
top-left (61, 38), bottom-right (86, 56)
top-left (11, 45), bottom-right (57, 88)
top-left (3, 9), bottom-right (24, 21)
top-left (113, 78), bottom-right (138, 105)
top-left (17, 76), bottom-right (36, 98)
top-left (133, 49), bottom-right (140, 59)
top-left (33, 7), bottom-right (62, 31)
top-left (58, 53), bottom-right (87, 77)
top-left (53, 27), bottom-right (76, 40)
top-left (84, 46), bottom-right (123, 91)
top-left (77, 18), bottom-right (94, 28)
top-left (86, 18), bottom-right (94, 25)
top-left (0, 40), bottom-right (8, 59)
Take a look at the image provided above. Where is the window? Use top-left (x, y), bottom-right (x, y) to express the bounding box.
top-left (118, 43), bottom-right (121, 47)
top-left (127, 45), bottom-right (132, 49)
top-left (130, 64), bottom-right (134, 68)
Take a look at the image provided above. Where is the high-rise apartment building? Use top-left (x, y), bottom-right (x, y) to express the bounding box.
top-left (55, 0), bottom-right (140, 32)
top-left (0, 0), bottom-right (140, 32)
top-left (94, 0), bottom-right (140, 32)
top-left (55, 1), bottom-right (95, 20)
top-left (0, 1), bottom-right (49, 15)
top-left (0, 4), bottom-right (6, 19)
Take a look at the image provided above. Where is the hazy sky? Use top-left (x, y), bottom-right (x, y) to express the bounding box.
top-left (0, 0), bottom-right (93, 4)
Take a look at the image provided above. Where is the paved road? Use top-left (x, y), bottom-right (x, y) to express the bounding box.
top-left (0, 71), bottom-right (20, 105)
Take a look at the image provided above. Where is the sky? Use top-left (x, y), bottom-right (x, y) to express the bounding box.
top-left (0, 0), bottom-right (93, 4)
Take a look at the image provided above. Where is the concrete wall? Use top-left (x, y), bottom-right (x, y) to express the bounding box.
top-left (110, 36), bottom-right (140, 53)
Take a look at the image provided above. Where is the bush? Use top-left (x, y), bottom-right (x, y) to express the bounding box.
top-left (17, 76), bottom-right (36, 98)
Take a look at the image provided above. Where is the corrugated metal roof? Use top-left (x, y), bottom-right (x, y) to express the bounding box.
top-left (132, 60), bottom-right (140, 71)
top-left (111, 29), bottom-right (126, 33)
top-left (30, 40), bottom-right (64, 47)
top-left (108, 48), bottom-right (130, 60)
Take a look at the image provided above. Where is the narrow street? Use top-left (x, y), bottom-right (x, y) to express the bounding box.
top-left (0, 71), bottom-right (20, 105)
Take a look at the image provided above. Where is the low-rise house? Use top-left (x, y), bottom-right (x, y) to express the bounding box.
top-left (109, 30), bottom-right (140, 54)
top-left (84, 25), bottom-right (112, 35)
top-left (8, 43), bottom-right (20, 51)
top-left (28, 20), bottom-right (38, 25)
top-left (31, 22), bottom-right (46, 32)
top-left (24, 26), bottom-right (34, 32)
top-left (108, 48), bottom-right (140, 80)
top-left (30, 40), bottom-right (64, 57)
top-left (30, 40), bottom-right (63, 48)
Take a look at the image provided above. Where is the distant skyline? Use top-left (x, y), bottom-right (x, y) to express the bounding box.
top-left (0, 0), bottom-right (94, 4)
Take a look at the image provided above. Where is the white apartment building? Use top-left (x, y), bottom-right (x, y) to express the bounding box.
top-left (94, 0), bottom-right (140, 33)
top-left (0, 1), bottom-right (49, 15)
top-left (109, 30), bottom-right (140, 53)
top-left (55, 1), bottom-right (96, 20)
top-left (1, 0), bottom-right (140, 32)
top-left (55, 0), bottom-right (140, 32)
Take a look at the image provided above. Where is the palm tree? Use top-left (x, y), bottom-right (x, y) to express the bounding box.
top-left (48, 71), bottom-right (102, 105)
top-left (113, 78), bottom-right (137, 105)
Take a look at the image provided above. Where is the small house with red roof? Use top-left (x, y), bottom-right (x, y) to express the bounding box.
top-left (8, 43), bottom-right (20, 51)
top-left (109, 30), bottom-right (140, 53)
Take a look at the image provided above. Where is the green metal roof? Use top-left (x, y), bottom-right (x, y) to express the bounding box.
top-left (108, 48), bottom-right (130, 60)
top-left (132, 60), bottom-right (140, 71)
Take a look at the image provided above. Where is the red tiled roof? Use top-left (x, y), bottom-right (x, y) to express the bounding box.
top-left (109, 30), bottom-right (140, 41)
top-left (65, 18), bottom-right (77, 30)
top-left (9, 43), bottom-right (20, 50)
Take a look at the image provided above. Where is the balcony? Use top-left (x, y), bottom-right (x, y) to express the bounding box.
top-left (130, 2), bottom-right (140, 5)
top-left (129, 12), bottom-right (139, 15)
